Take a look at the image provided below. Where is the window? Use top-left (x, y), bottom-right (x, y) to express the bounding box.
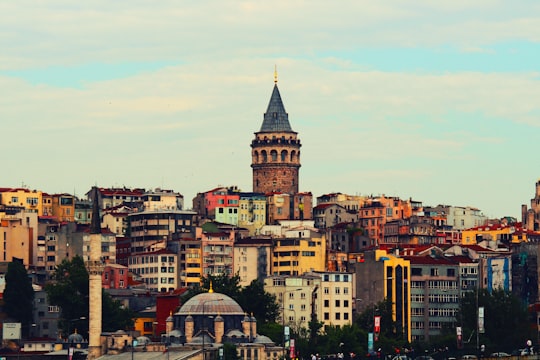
top-left (324, 300), bottom-right (329, 308)
top-left (335, 300), bottom-right (340, 307)
top-left (48, 306), bottom-right (60, 313)
top-left (324, 313), bottom-right (329, 320)
top-left (335, 287), bottom-right (340, 294)
top-left (335, 313), bottom-right (341, 320)
top-left (324, 287), bottom-right (329, 294)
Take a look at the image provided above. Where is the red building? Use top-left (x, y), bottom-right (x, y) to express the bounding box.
top-left (102, 263), bottom-right (129, 289)
top-left (155, 289), bottom-right (187, 336)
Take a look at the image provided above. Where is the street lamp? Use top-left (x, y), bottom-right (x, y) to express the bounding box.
top-left (202, 299), bottom-right (224, 360)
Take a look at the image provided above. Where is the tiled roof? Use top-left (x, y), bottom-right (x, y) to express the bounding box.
top-left (259, 84), bottom-right (294, 133)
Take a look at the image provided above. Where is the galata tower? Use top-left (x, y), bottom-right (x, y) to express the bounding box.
top-left (251, 71), bottom-right (301, 194)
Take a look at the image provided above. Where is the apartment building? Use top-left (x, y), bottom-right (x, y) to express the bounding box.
top-left (308, 271), bottom-right (354, 328)
top-left (142, 188), bottom-right (184, 211)
top-left (201, 229), bottom-right (234, 277)
top-left (0, 205), bottom-right (38, 265)
top-left (102, 263), bottom-right (129, 289)
top-left (51, 193), bottom-right (76, 222)
top-left (238, 193), bottom-right (267, 236)
top-left (128, 210), bottom-right (197, 253)
top-left (405, 255), bottom-right (461, 342)
top-left (358, 196), bottom-right (423, 246)
top-left (87, 187), bottom-right (144, 209)
top-left (178, 236), bottom-right (202, 287)
top-left (263, 275), bottom-right (320, 332)
top-left (233, 237), bottom-right (273, 286)
top-left (128, 249), bottom-right (178, 292)
top-left (0, 188), bottom-right (43, 215)
top-left (264, 221), bottom-right (326, 275)
top-left (354, 249), bottom-right (411, 342)
top-left (313, 203), bottom-right (358, 229)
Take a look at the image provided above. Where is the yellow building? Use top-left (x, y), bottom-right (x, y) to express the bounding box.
top-left (354, 249), bottom-right (411, 342)
top-left (270, 223), bottom-right (326, 275)
top-left (0, 188), bottom-right (43, 215)
top-left (179, 228), bottom-right (203, 287)
top-left (461, 223), bottom-right (524, 245)
top-left (238, 194), bottom-right (267, 236)
top-left (51, 193), bottom-right (76, 222)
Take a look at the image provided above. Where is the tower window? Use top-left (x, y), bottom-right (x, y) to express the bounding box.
top-left (271, 150), bottom-right (278, 161)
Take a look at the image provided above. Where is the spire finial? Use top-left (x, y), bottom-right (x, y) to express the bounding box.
top-left (274, 65), bottom-right (278, 84)
top-left (209, 281), bottom-right (214, 293)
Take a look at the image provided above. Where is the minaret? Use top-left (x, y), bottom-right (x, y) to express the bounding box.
top-left (86, 187), bottom-right (104, 360)
top-left (251, 69), bottom-right (301, 194)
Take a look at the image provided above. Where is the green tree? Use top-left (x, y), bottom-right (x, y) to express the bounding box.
top-left (46, 256), bottom-right (134, 337)
top-left (457, 289), bottom-right (534, 352)
top-left (223, 342), bottom-right (240, 360)
top-left (238, 280), bottom-right (280, 323)
top-left (102, 291), bottom-right (135, 332)
top-left (46, 256), bottom-right (89, 335)
top-left (4, 260), bottom-right (34, 335)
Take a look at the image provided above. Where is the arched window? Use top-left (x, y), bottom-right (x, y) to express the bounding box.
top-left (262, 151), bottom-right (268, 163)
top-left (271, 150), bottom-right (278, 162)
top-left (290, 150), bottom-right (296, 162)
top-left (281, 150), bottom-right (288, 162)
top-left (254, 151), bottom-right (259, 163)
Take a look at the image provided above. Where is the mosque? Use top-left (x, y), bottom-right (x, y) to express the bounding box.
top-left (162, 288), bottom-right (282, 360)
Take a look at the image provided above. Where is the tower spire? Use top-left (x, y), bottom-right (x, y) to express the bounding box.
top-left (274, 65), bottom-right (278, 84)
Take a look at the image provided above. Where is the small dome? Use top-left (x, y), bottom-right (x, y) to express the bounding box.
top-left (68, 331), bottom-right (84, 343)
top-left (169, 329), bottom-right (183, 337)
top-left (177, 292), bottom-right (244, 316)
top-left (136, 336), bottom-right (151, 345)
top-left (253, 335), bottom-right (274, 344)
top-left (225, 329), bottom-right (246, 338)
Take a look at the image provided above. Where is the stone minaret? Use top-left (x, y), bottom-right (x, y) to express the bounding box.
top-left (251, 69), bottom-right (301, 194)
top-left (86, 187), bottom-right (104, 360)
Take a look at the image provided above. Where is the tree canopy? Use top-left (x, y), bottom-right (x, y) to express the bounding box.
top-left (45, 256), bottom-right (134, 338)
top-left (4, 260), bottom-right (34, 332)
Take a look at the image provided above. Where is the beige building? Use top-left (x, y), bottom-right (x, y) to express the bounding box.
top-left (83, 228), bottom-right (117, 264)
top-left (233, 237), bottom-right (273, 286)
top-left (0, 205), bottom-right (37, 265)
top-left (142, 188), bottom-right (184, 211)
top-left (307, 271), bottom-right (354, 328)
top-left (264, 275), bottom-right (320, 333)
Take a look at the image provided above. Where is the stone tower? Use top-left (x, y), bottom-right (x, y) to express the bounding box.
top-left (251, 71), bottom-right (301, 194)
top-left (86, 187), bottom-right (104, 360)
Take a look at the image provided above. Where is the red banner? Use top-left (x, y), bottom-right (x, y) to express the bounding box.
top-left (374, 316), bottom-right (381, 335)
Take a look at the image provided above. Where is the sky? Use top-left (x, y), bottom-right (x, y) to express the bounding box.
top-left (2, 1), bottom-right (540, 219)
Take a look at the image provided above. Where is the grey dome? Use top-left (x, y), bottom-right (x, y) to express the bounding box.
top-left (177, 292), bottom-right (244, 316)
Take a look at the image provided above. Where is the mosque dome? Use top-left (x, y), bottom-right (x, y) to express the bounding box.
top-left (177, 292), bottom-right (244, 316)
top-left (67, 331), bottom-right (84, 343)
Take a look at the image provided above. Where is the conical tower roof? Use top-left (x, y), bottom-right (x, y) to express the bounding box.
top-left (259, 84), bottom-right (293, 133)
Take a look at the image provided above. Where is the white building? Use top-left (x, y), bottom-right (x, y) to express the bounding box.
top-left (128, 250), bottom-right (178, 292)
